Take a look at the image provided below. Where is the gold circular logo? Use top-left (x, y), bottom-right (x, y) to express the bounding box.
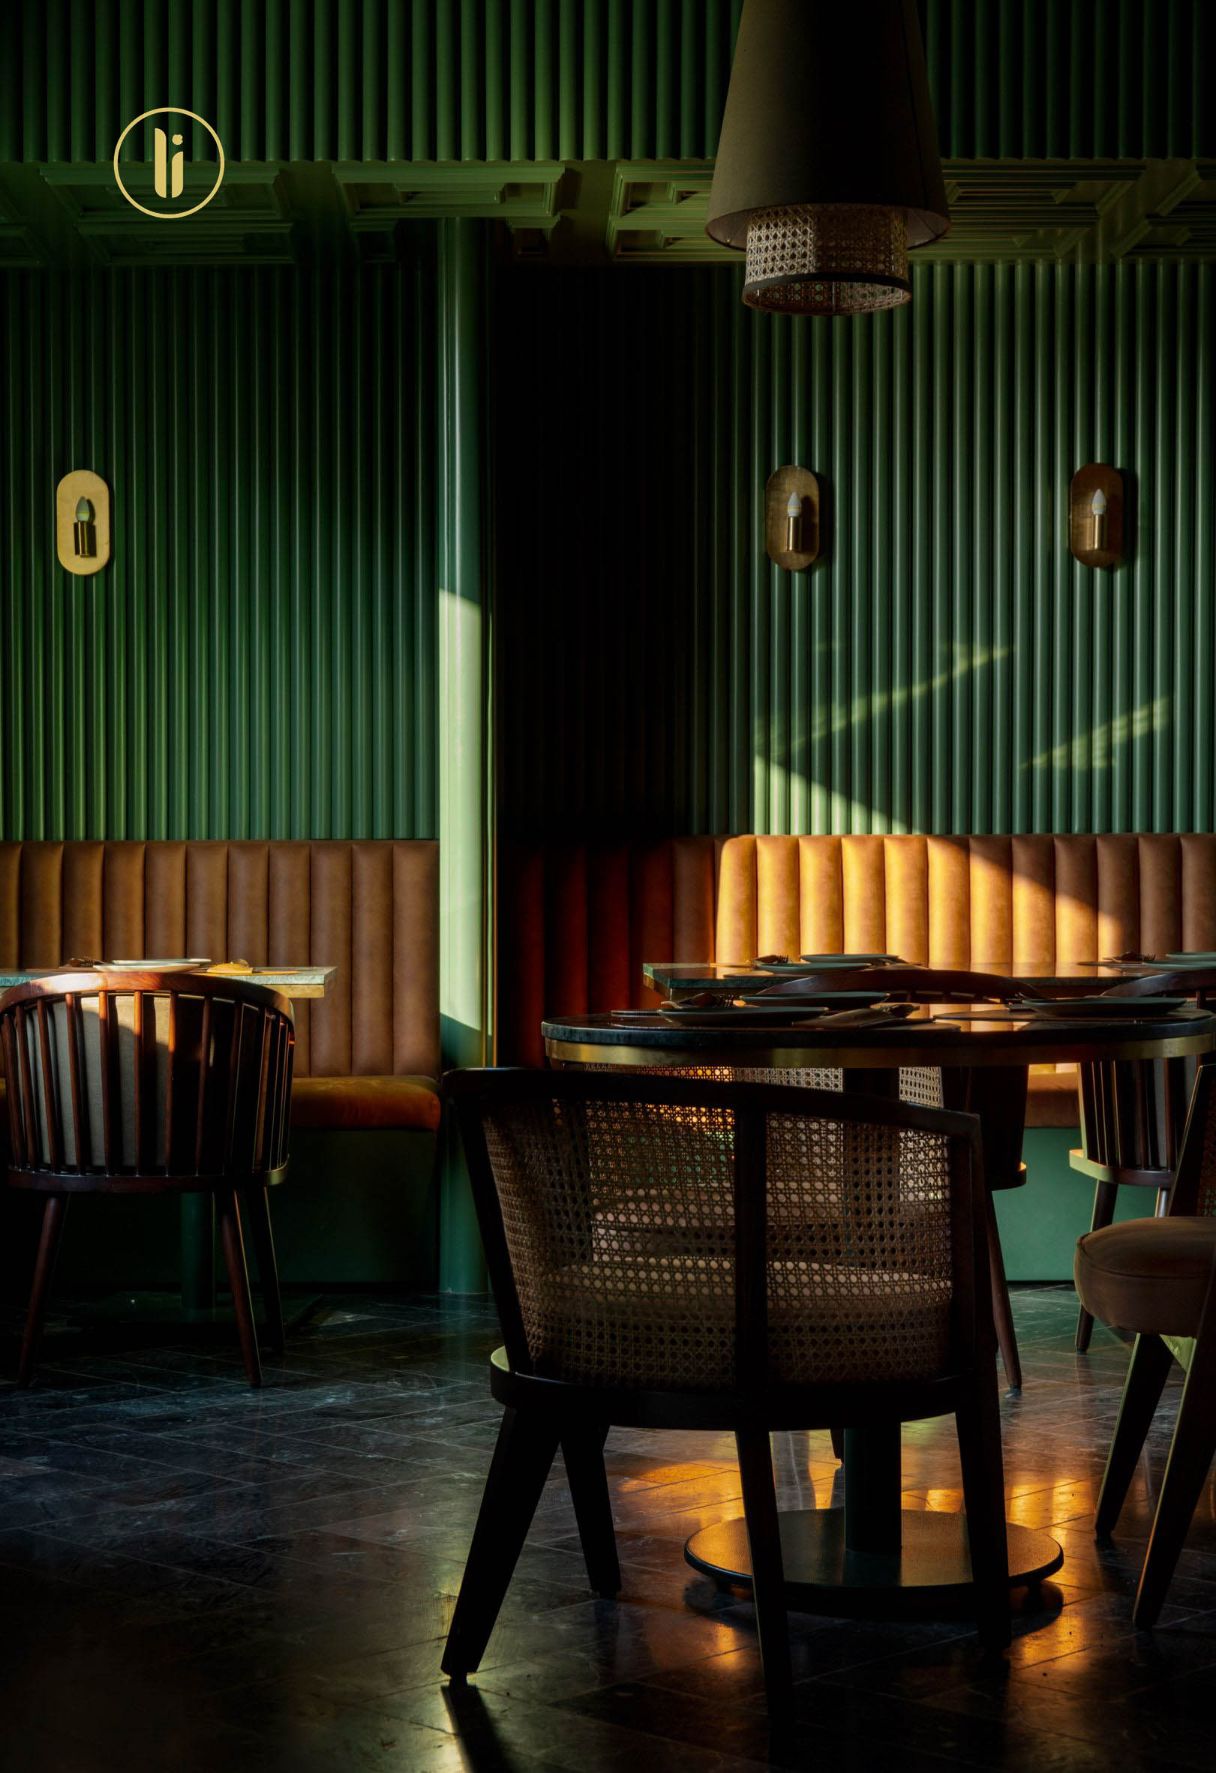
top-left (113, 107), bottom-right (225, 218)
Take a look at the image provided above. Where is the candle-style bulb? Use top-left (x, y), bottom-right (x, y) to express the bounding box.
top-left (784, 490), bottom-right (801, 556)
top-left (72, 496), bottom-right (96, 559)
top-left (1091, 488), bottom-right (1107, 517)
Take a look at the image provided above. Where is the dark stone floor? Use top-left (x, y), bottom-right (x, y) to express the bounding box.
top-left (2, 1285), bottom-right (1214, 1772)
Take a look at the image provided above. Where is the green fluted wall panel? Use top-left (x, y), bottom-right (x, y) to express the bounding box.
top-left (0, 260), bottom-right (437, 841)
top-left (496, 260), bottom-right (1216, 840)
top-left (2, 0), bottom-right (1210, 164)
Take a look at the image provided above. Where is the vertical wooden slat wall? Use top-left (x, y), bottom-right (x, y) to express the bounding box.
top-left (0, 259), bottom-right (438, 841)
top-left (495, 260), bottom-right (1216, 841)
top-left (1, 0), bottom-right (1210, 164)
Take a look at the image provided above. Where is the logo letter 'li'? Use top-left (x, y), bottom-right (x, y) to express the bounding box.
top-left (113, 108), bottom-right (225, 218)
top-left (153, 127), bottom-right (185, 199)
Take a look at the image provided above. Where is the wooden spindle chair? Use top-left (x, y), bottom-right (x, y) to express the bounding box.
top-left (442, 1068), bottom-right (1009, 1710)
top-left (1, 971), bottom-right (294, 1387)
top-left (1069, 971), bottom-right (1216, 1352)
top-left (1075, 1059), bottom-right (1216, 1624)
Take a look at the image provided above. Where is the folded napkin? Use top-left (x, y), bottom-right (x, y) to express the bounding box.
top-left (1099, 975), bottom-right (1173, 997)
top-left (811, 1003), bottom-right (917, 1029)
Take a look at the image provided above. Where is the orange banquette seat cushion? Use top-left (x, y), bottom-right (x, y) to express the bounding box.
top-left (0, 840), bottom-right (440, 1136)
top-left (498, 832), bottom-right (1216, 1129)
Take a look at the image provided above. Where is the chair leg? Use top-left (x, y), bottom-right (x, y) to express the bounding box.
top-left (735, 1429), bottom-right (793, 1710)
top-left (1095, 1332), bottom-right (1174, 1537)
top-left (217, 1191), bottom-right (262, 1388)
top-left (1076, 1180), bottom-right (1119, 1353)
top-left (956, 1379), bottom-right (1011, 1652)
top-left (443, 1407), bottom-right (562, 1679)
top-left (984, 1187), bottom-right (1022, 1392)
top-left (17, 1196), bottom-right (70, 1388)
top-left (243, 1187), bottom-right (285, 1354)
top-left (1132, 1336), bottom-right (1216, 1628)
top-left (562, 1426), bottom-right (621, 1597)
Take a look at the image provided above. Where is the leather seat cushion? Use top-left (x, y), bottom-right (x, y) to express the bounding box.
top-left (0, 1070), bottom-right (440, 1139)
top-left (1074, 1217), bottom-right (1216, 1337)
top-left (1026, 1066), bottom-right (1080, 1129)
top-left (290, 1075), bottom-right (440, 1133)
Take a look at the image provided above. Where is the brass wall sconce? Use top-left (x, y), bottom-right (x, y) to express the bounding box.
top-left (766, 465), bottom-right (820, 570)
top-left (56, 470), bottom-right (111, 575)
top-left (1069, 464), bottom-right (1123, 569)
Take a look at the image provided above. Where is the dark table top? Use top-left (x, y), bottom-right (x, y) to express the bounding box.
top-left (542, 1004), bottom-right (1216, 1071)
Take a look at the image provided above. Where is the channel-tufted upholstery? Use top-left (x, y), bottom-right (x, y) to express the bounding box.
top-left (498, 832), bottom-right (1216, 1127)
top-left (0, 840), bottom-right (440, 1133)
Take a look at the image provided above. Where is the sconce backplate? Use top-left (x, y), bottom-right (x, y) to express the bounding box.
top-left (56, 469), bottom-right (111, 576)
top-left (765, 465), bottom-right (820, 571)
top-left (1069, 463), bottom-right (1123, 569)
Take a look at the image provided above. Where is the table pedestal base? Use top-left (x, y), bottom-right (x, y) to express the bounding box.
top-left (685, 1509), bottom-right (1062, 1615)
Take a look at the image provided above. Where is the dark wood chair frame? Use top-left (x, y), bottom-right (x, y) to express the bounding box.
top-left (1090, 1059), bottom-right (1216, 1627)
top-left (1070, 1055), bottom-right (1191, 1351)
top-left (441, 1067), bottom-right (1010, 1710)
top-left (1068, 969), bottom-right (1216, 1353)
top-left (1, 971), bottom-right (294, 1388)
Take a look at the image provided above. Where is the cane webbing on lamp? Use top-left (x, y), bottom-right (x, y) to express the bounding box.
top-left (743, 204), bottom-right (911, 314)
top-left (707, 0), bottom-right (948, 315)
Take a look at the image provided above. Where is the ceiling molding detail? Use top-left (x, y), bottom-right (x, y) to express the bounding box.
top-left (606, 160), bottom-right (1216, 267)
top-left (2, 155), bottom-right (1214, 270)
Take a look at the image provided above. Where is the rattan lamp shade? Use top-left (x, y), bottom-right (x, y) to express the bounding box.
top-left (707, 0), bottom-right (949, 315)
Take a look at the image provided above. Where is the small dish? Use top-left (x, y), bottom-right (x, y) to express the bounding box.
top-left (656, 1005), bottom-right (829, 1028)
top-left (738, 990), bottom-right (889, 1010)
top-left (106, 958), bottom-right (210, 971)
top-left (798, 952), bottom-right (898, 966)
top-left (1013, 995), bottom-right (1187, 1019)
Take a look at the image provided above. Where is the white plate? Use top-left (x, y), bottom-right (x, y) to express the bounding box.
top-left (1016, 996), bottom-right (1187, 1019)
top-left (106, 958), bottom-right (210, 972)
top-left (798, 952), bottom-right (899, 966)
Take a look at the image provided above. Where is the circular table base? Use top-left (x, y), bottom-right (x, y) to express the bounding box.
top-left (685, 1509), bottom-right (1063, 1615)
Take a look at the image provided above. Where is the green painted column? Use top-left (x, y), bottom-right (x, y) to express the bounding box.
top-left (437, 218), bottom-right (491, 1294)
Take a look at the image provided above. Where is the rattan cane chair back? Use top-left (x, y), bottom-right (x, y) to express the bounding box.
top-left (0, 971), bottom-right (294, 1189)
top-left (451, 1069), bottom-right (984, 1397)
top-left (568, 1062), bottom-right (942, 1240)
top-left (577, 1060), bottom-right (943, 1106)
top-left (1169, 1062), bottom-right (1216, 1219)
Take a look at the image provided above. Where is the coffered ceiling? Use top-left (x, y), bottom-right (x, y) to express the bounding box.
top-left (1, 156), bottom-right (1213, 270)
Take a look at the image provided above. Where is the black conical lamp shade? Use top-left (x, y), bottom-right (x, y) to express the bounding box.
top-left (707, 0), bottom-right (949, 314)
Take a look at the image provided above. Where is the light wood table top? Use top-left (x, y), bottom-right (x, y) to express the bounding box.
top-left (0, 966), bottom-right (336, 999)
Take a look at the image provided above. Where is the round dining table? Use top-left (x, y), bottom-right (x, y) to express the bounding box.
top-left (542, 1000), bottom-right (1216, 1616)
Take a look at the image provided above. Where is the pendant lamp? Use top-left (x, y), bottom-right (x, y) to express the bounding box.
top-left (707, 0), bottom-right (950, 315)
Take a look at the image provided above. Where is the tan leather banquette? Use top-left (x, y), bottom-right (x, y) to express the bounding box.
top-left (498, 831), bottom-right (1216, 1127)
top-left (0, 840), bottom-right (440, 1134)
